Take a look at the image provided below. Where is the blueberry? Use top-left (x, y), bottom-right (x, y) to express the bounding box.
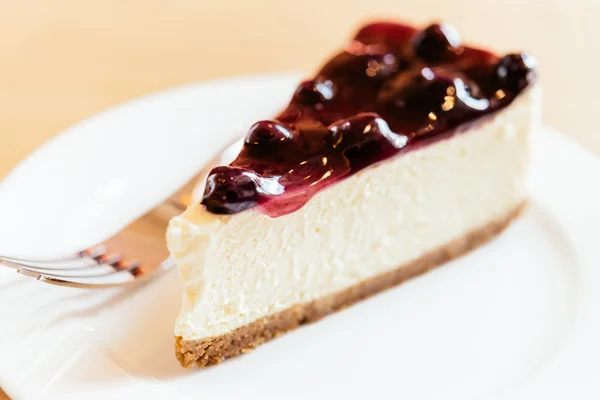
top-left (245, 120), bottom-right (293, 145)
top-left (363, 53), bottom-right (400, 79)
top-left (201, 166), bottom-right (260, 214)
top-left (329, 113), bottom-right (408, 150)
top-left (496, 53), bottom-right (537, 91)
top-left (319, 51), bottom-right (401, 81)
top-left (292, 78), bottom-right (335, 105)
top-left (382, 67), bottom-right (488, 110)
top-left (411, 23), bottom-right (462, 62)
top-left (353, 22), bottom-right (415, 47)
top-left (378, 67), bottom-right (436, 103)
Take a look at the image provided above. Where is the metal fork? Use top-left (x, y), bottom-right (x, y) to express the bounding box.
top-left (0, 139), bottom-right (243, 288)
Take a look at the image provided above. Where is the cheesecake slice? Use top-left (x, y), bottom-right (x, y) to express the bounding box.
top-left (167, 21), bottom-right (540, 367)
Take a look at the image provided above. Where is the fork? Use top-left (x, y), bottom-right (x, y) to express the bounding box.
top-left (0, 138), bottom-right (243, 288)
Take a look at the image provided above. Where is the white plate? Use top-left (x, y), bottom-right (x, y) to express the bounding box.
top-left (1, 74), bottom-right (599, 400)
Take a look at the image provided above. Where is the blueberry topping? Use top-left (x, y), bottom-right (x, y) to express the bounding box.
top-left (411, 23), bottom-right (463, 62)
top-left (329, 113), bottom-right (408, 150)
top-left (200, 21), bottom-right (535, 217)
top-left (353, 22), bottom-right (416, 47)
top-left (293, 78), bottom-right (335, 105)
top-left (379, 68), bottom-right (489, 136)
top-left (496, 53), bottom-right (537, 92)
top-left (201, 166), bottom-right (260, 214)
top-left (245, 120), bottom-right (293, 145)
top-left (319, 51), bottom-right (402, 82)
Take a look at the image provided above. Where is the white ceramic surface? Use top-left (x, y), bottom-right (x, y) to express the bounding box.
top-left (0, 74), bottom-right (599, 399)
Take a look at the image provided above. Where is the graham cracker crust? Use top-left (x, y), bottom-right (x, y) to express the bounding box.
top-left (175, 202), bottom-right (525, 368)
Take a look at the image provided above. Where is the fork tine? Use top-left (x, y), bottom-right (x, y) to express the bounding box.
top-left (21, 268), bottom-right (137, 287)
top-left (15, 259), bottom-right (139, 277)
top-left (0, 256), bottom-right (97, 270)
top-left (1, 256), bottom-right (131, 277)
top-left (1, 247), bottom-right (171, 287)
top-left (0, 244), bottom-right (108, 270)
top-left (80, 245), bottom-right (108, 259)
top-left (16, 263), bottom-right (121, 276)
top-left (18, 258), bottom-right (174, 288)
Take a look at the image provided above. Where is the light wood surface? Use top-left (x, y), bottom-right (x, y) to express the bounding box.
top-left (1, 1), bottom-right (599, 398)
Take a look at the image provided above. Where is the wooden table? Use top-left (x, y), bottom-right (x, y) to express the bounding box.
top-left (1, 0), bottom-right (598, 398)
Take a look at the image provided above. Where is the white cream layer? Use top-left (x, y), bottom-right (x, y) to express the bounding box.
top-left (167, 88), bottom-right (540, 340)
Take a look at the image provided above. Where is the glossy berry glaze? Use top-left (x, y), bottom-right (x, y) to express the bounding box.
top-left (202, 21), bottom-right (537, 217)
